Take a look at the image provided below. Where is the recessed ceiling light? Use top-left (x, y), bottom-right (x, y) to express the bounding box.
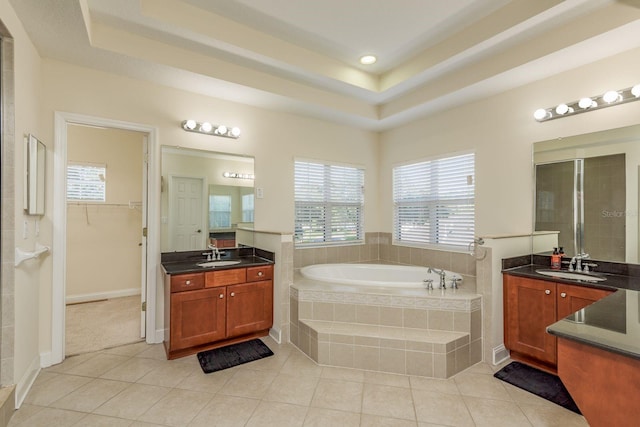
top-left (359, 55), bottom-right (377, 65)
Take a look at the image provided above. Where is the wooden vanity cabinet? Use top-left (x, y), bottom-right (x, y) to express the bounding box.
top-left (504, 275), bottom-right (558, 366)
top-left (503, 274), bottom-right (613, 373)
top-left (164, 264), bottom-right (274, 359)
top-left (170, 287), bottom-right (226, 350)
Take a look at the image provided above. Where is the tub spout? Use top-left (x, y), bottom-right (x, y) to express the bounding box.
top-left (429, 268), bottom-right (447, 288)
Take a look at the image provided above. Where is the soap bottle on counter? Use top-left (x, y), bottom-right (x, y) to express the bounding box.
top-left (551, 247), bottom-right (561, 270)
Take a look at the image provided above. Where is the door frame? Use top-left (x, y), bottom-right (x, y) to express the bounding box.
top-left (51, 112), bottom-right (160, 366)
top-left (168, 174), bottom-right (208, 251)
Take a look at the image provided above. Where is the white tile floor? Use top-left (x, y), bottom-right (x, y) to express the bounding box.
top-left (9, 337), bottom-right (589, 426)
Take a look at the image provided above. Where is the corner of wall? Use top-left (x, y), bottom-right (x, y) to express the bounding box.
top-left (15, 353), bottom-right (40, 409)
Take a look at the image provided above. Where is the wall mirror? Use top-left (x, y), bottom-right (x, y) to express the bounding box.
top-left (25, 134), bottom-right (46, 215)
top-left (161, 146), bottom-right (255, 252)
top-left (533, 123), bottom-right (640, 264)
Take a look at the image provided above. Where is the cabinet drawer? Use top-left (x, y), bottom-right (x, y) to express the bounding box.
top-left (246, 265), bottom-right (273, 282)
top-left (171, 273), bottom-right (204, 293)
top-left (205, 268), bottom-right (247, 288)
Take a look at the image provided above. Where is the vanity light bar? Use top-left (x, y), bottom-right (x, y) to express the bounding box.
top-left (222, 172), bottom-right (255, 180)
top-left (534, 84), bottom-right (640, 122)
top-left (181, 120), bottom-right (241, 139)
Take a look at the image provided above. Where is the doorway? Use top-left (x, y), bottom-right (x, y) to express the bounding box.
top-left (64, 124), bottom-right (146, 355)
top-left (51, 112), bottom-right (160, 366)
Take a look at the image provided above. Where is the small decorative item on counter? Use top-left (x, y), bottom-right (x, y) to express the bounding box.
top-left (551, 247), bottom-right (561, 270)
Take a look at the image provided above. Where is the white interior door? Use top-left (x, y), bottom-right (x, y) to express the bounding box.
top-left (169, 176), bottom-right (207, 251)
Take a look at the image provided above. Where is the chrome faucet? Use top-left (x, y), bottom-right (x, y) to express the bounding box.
top-left (429, 267), bottom-right (447, 289)
top-left (207, 244), bottom-right (221, 260)
top-left (569, 253), bottom-right (590, 272)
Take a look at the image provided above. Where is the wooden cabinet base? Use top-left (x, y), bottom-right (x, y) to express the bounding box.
top-left (164, 330), bottom-right (270, 360)
top-left (557, 338), bottom-right (640, 427)
top-left (508, 350), bottom-right (557, 375)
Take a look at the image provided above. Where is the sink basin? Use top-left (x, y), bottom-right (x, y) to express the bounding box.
top-left (535, 269), bottom-right (606, 282)
top-left (197, 260), bottom-right (242, 268)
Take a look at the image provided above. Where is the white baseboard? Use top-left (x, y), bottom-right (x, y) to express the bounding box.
top-left (66, 288), bottom-right (141, 304)
top-left (16, 354), bottom-right (41, 409)
top-left (493, 344), bottom-right (510, 365)
top-left (269, 327), bottom-right (281, 344)
top-left (152, 329), bottom-right (165, 344)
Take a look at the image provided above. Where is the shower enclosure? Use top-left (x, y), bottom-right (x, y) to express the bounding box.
top-left (535, 154), bottom-right (626, 262)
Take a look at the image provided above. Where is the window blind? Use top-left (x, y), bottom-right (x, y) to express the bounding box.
top-left (67, 163), bottom-right (106, 202)
top-left (393, 153), bottom-right (475, 248)
top-left (210, 195), bottom-right (231, 228)
top-left (294, 160), bottom-right (364, 246)
top-left (242, 193), bottom-right (254, 222)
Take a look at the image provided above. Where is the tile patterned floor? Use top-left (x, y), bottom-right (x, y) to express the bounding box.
top-left (9, 337), bottom-right (589, 426)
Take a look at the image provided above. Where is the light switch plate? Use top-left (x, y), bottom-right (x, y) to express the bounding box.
top-left (256, 187), bottom-right (264, 199)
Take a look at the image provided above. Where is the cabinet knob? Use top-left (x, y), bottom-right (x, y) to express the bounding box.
top-left (545, 289), bottom-right (551, 295)
top-left (560, 292), bottom-right (567, 298)
top-left (230, 292), bottom-right (235, 297)
top-left (185, 280), bottom-right (191, 285)
top-left (219, 294), bottom-right (224, 299)
top-left (258, 271), bottom-right (264, 276)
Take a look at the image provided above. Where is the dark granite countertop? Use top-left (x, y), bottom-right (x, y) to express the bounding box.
top-left (161, 247), bottom-right (274, 275)
top-left (547, 289), bottom-right (640, 360)
top-left (503, 261), bottom-right (640, 360)
top-left (502, 264), bottom-right (640, 292)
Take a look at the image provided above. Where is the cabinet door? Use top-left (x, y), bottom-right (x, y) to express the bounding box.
top-left (226, 281), bottom-right (273, 338)
top-left (504, 275), bottom-right (557, 365)
top-left (557, 284), bottom-right (613, 319)
top-left (170, 288), bottom-right (226, 350)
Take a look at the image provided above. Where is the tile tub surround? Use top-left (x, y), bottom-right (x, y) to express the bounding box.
top-left (290, 278), bottom-right (482, 378)
top-left (294, 232), bottom-right (477, 284)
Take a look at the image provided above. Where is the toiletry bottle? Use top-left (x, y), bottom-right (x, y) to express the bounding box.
top-left (558, 247), bottom-right (564, 268)
top-left (551, 247), bottom-right (561, 270)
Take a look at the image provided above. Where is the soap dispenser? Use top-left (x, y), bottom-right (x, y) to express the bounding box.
top-left (551, 247), bottom-right (561, 270)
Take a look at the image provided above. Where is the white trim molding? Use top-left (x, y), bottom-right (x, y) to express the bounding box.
top-left (16, 355), bottom-right (41, 408)
top-left (65, 289), bottom-right (141, 304)
top-left (52, 112), bottom-right (161, 364)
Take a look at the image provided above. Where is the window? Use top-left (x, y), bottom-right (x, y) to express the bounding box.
top-left (210, 195), bottom-right (231, 228)
top-left (242, 193), bottom-right (254, 222)
top-left (295, 160), bottom-right (364, 246)
top-left (67, 163), bottom-right (106, 202)
top-left (393, 153), bottom-right (475, 248)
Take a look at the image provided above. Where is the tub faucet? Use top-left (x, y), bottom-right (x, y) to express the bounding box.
top-left (429, 267), bottom-right (447, 289)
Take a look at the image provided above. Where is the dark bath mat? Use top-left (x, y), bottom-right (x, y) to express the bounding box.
top-left (197, 339), bottom-right (274, 374)
top-left (494, 361), bottom-right (581, 414)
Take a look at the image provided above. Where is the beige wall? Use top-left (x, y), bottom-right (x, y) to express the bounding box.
top-left (379, 46), bottom-right (640, 240)
top-left (65, 125), bottom-right (144, 299)
top-left (5, 0), bottom-right (640, 391)
top-left (0, 0), bottom-right (44, 399)
top-left (39, 59), bottom-right (379, 350)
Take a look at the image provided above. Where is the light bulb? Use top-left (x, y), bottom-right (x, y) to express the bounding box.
top-left (534, 109), bottom-right (549, 121)
top-left (632, 84), bottom-right (640, 98)
top-left (200, 122), bottom-right (213, 133)
top-left (359, 55), bottom-right (377, 65)
top-left (555, 104), bottom-right (572, 115)
top-left (603, 90), bottom-right (621, 103)
top-left (230, 127), bottom-right (241, 137)
top-left (223, 172), bottom-right (231, 178)
top-left (183, 119), bottom-right (196, 130)
top-left (578, 98), bottom-right (595, 109)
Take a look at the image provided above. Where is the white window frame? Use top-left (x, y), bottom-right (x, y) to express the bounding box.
top-left (392, 152), bottom-right (475, 250)
top-left (66, 162), bottom-right (106, 202)
top-left (294, 159), bottom-right (365, 247)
